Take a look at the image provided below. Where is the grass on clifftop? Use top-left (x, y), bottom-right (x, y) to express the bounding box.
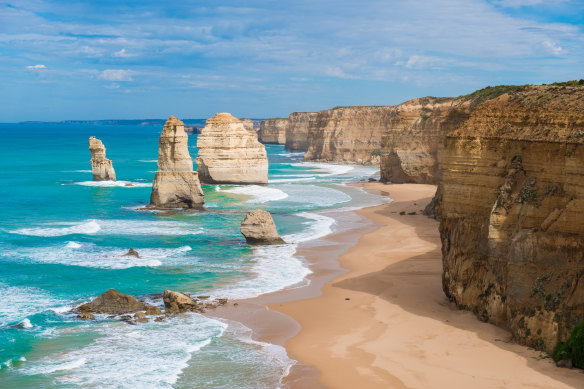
top-left (553, 320), bottom-right (584, 368)
top-left (460, 84), bottom-right (528, 108)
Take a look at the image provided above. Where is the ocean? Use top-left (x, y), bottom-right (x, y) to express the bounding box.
top-left (0, 123), bottom-right (383, 388)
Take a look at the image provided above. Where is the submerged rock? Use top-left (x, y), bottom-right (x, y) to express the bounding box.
top-left (89, 136), bottom-right (116, 181)
top-left (196, 113), bottom-right (268, 184)
top-left (122, 248), bottom-right (140, 258)
top-left (149, 116), bottom-right (205, 209)
top-left (78, 289), bottom-right (148, 315)
top-left (240, 209), bottom-right (285, 245)
top-left (145, 305), bottom-right (162, 316)
top-left (77, 312), bottom-right (95, 320)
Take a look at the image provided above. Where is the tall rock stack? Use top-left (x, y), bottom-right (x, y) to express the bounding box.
top-left (285, 112), bottom-right (317, 152)
top-left (149, 116), bottom-right (204, 209)
top-left (89, 136), bottom-right (116, 181)
top-left (258, 118), bottom-right (288, 144)
top-left (196, 113), bottom-right (268, 185)
top-left (240, 118), bottom-right (256, 132)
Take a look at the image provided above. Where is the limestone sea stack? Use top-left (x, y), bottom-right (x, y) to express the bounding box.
top-left (240, 209), bottom-right (285, 244)
top-left (196, 113), bottom-right (268, 185)
top-left (149, 116), bottom-right (204, 209)
top-left (240, 118), bottom-right (256, 132)
top-left (89, 136), bottom-right (116, 181)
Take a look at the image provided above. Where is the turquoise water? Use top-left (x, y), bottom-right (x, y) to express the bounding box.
top-left (0, 123), bottom-right (381, 388)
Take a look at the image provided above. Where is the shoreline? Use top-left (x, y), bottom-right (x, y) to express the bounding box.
top-left (211, 182), bottom-right (583, 388)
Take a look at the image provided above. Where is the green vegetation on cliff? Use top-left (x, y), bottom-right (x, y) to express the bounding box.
top-left (553, 320), bottom-right (584, 368)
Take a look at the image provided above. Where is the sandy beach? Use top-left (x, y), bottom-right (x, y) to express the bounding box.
top-left (269, 183), bottom-right (584, 389)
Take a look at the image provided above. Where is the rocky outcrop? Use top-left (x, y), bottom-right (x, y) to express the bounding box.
top-left (258, 118), bottom-right (288, 144)
top-left (149, 116), bottom-right (205, 209)
top-left (380, 98), bottom-right (454, 184)
top-left (240, 118), bottom-right (255, 132)
top-left (78, 289), bottom-right (150, 315)
top-left (304, 106), bottom-right (396, 165)
top-left (163, 290), bottom-right (199, 314)
top-left (196, 113), bottom-right (268, 185)
top-left (240, 209), bottom-right (285, 244)
top-left (89, 137), bottom-right (116, 181)
top-left (122, 248), bottom-right (140, 258)
top-left (439, 84), bottom-right (584, 352)
top-left (285, 112), bottom-right (317, 152)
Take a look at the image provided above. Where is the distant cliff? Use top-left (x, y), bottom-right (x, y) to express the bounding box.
top-left (380, 97), bottom-right (454, 184)
top-left (439, 84), bottom-right (584, 352)
top-left (285, 112), bottom-right (317, 152)
top-left (303, 106), bottom-right (395, 165)
top-left (258, 118), bottom-right (288, 144)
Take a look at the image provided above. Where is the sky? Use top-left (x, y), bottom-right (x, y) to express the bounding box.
top-left (1, 0), bottom-right (583, 121)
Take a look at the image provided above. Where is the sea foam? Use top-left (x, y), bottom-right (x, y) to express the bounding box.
top-left (220, 185), bottom-right (288, 203)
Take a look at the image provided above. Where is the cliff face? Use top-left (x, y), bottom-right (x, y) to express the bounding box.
top-left (380, 98), bottom-right (455, 184)
top-left (240, 118), bottom-right (255, 132)
top-left (196, 113), bottom-right (268, 184)
top-left (258, 118), bottom-right (288, 144)
top-left (285, 112), bottom-right (317, 152)
top-left (88, 137), bottom-right (116, 181)
top-left (149, 116), bottom-right (204, 209)
top-left (304, 106), bottom-right (396, 165)
top-left (439, 85), bottom-right (584, 352)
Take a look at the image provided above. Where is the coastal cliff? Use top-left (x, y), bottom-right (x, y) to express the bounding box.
top-left (88, 137), bottom-right (116, 181)
top-left (285, 112), bottom-right (317, 152)
top-left (380, 98), bottom-right (455, 184)
top-left (439, 84), bottom-right (584, 352)
top-left (196, 113), bottom-right (268, 184)
top-left (304, 106), bottom-right (395, 165)
top-left (149, 116), bottom-right (204, 209)
top-left (258, 118), bottom-right (288, 144)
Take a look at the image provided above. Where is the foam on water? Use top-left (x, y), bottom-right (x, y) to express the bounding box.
top-left (0, 283), bottom-right (61, 327)
top-left (291, 162), bottom-right (355, 176)
top-left (138, 159), bottom-right (158, 163)
top-left (277, 184), bottom-right (352, 208)
top-left (19, 318), bottom-right (33, 329)
top-left (220, 185), bottom-right (289, 203)
top-left (24, 315), bottom-right (227, 388)
top-left (65, 241), bottom-right (82, 249)
top-left (284, 212), bottom-right (336, 244)
top-left (70, 180), bottom-right (152, 188)
top-left (268, 177), bottom-right (316, 183)
top-left (2, 244), bottom-right (195, 269)
top-left (11, 219), bottom-right (203, 237)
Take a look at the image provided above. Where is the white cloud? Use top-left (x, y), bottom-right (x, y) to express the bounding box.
top-left (26, 64), bottom-right (46, 70)
top-left (542, 40), bottom-right (564, 55)
top-left (98, 69), bottom-right (134, 81)
top-left (492, 0), bottom-right (568, 8)
top-left (112, 48), bottom-right (133, 58)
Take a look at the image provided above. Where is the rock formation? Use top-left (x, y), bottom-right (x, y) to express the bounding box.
top-left (258, 118), bottom-right (288, 144)
top-left (196, 113), bottom-right (268, 185)
top-left (439, 84), bottom-right (584, 352)
top-left (304, 106), bottom-right (396, 165)
top-left (89, 136), bottom-right (116, 181)
top-left (149, 116), bottom-right (205, 209)
top-left (285, 112), bottom-right (317, 152)
top-left (380, 98), bottom-right (454, 184)
top-left (163, 290), bottom-right (200, 314)
top-left (240, 209), bottom-right (285, 244)
top-left (78, 289), bottom-right (151, 315)
top-left (122, 248), bottom-right (140, 258)
top-left (240, 118), bottom-right (256, 132)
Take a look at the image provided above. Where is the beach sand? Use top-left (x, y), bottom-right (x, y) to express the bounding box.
top-left (212, 183), bottom-right (583, 388)
top-left (273, 183), bottom-right (584, 389)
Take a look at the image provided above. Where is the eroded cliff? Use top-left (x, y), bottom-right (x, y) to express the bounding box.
top-left (89, 136), bottom-right (116, 181)
top-left (303, 106), bottom-right (396, 165)
top-left (439, 84), bottom-right (584, 352)
top-left (285, 112), bottom-right (317, 152)
top-left (380, 98), bottom-right (455, 184)
top-left (258, 118), bottom-right (288, 144)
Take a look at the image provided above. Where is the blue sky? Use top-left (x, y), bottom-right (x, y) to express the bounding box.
top-left (1, 0), bottom-right (583, 121)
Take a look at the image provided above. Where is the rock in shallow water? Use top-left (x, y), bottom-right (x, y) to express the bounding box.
top-left (122, 248), bottom-right (140, 258)
top-left (78, 289), bottom-right (149, 315)
top-left (89, 136), bottom-right (116, 181)
top-left (240, 209), bottom-right (285, 245)
top-left (149, 116), bottom-right (205, 209)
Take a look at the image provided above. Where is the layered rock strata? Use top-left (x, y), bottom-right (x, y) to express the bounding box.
top-left (89, 136), bottom-right (116, 181)
top-left (380, 98), bottom-right (454, 184)
top-left (149, 116), bottom-right (205, 209)
top-left (196, 113), bottom-right (268, 184)
top-left (439, 84), bottom-right (584, 352)
top-left (240, 118), bottom-right (255, 132)
top-left (285, 112), bottom-right (317, 152)
top-left (240, 209), bottom-right (285, 244)
top-left (304, 106), bottom-right (396, 165)
top-left (258, 118), bottom-right (288, 144)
